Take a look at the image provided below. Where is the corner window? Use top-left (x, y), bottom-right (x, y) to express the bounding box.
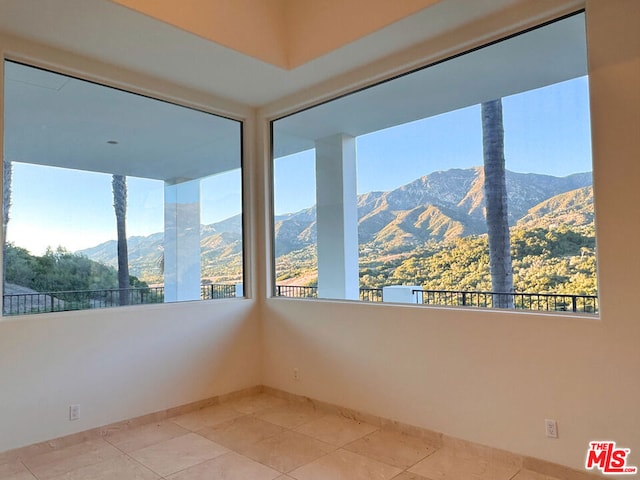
top-left (271, 12), bottom-right (598, 314)
top-left (3, 62), bottom-right (244, 315)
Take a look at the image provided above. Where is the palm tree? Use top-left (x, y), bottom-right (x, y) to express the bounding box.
top-left (112, 174), bottom-right (129, 306)
top-left (481, 99), bottom-right (514, 308)
top-left (3, 159), bottom-right (12, 288)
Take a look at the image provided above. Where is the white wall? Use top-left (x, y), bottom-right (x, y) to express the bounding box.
top-left (0, 35), bottom-right (261, 453)
top-left (0, 301), bottom-right (260, 452)
top-left (260, 0), bottom-right (640, 471)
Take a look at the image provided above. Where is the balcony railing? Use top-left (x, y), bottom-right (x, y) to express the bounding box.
top-left (412, 289), bottom-right (598, 313)
top-left (274, 285), bottom-right (318, 299)
top-left (3, 284), bottom-right (238, 316)
top-left (360, 287), bottom-right (384, 302)
top-left (274, 285), bottom-right (598, 314)
top-left (201, 283), bottom-right (238, 300)
top-left (4, 283), bottom-right (598, 315)
top-left (275, 285), bottom-right (383, 302)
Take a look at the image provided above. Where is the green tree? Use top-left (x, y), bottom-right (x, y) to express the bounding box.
top-left (112, 174), bottom-right (130, 306)
top-left (481, 99), bottom-right (514, 308)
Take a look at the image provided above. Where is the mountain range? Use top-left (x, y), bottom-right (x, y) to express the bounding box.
top-left (78, 166), bottom-right (593, 282)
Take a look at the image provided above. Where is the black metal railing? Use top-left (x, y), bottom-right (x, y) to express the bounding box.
top-left (3, 284), bottom-right (238, 316)
top-left (2, 286), bottom-right (165, 316)
top-left (274, 285), bottom-right (384, 302)
top-left (275, 285), bottom-right (318, 299)
top-left (4, 283), bottom-right (597, 315)
top-left (201, 283), bottom-right (237, 300)
top-left (274, 285), bottom-right (598, 314)
top-left (359, 287), bottom-right (383, 302)
top-left (412, 289), bottom-right (598, 314)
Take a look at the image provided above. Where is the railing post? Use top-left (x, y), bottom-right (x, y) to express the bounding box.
top-left (461, 292), bottom-right (467, 306)
top-left (572, 295), bottom-right (577, 312)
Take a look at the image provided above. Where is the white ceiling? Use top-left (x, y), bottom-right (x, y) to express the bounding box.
top-left (274, 13), bottom-right (587, 157)
top-left (4, 62), bottom-right (241, 181)
top-left (0, 0), bottom-right (531, 107)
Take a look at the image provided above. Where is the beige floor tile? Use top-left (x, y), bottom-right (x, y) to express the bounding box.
top-left (512, 470), bottom-right (563, 480)
top-left (238, 430), bottom-right (335, 473)
top-left (166, 451), bottom-right (281, 480)
top-left (0, 462), bottom-right (36, 480)
top-left (105, 421), bottom-right (190, 452)
top-left (443, 436), bottom-right (520, 466)
top-left (390, 472), bottom-right (430, 480)
top-left (23, 439), bottom-right (120, 480)
top-left (170, 404), bottom-right (244, 431)
top-left (5, 393), bottom-right (558, 480)
top-left (198, 415), bottom-right (284, 450)
top-left (294, 414), bottom-right (378, 447)
top-left (289, 448), bottom-right (402, 480)
top-left (224, 394), bottom-right (288, 414)
top-left (345, 429), bottom-right (437, 469)
top-left (408, 447), bottom-right (520, 480)
top-left (255, 403), bottom-right (326, 429)
top-left (128, 433), bottom-right (228, 476)
top-left (47, 454), bottom-right (159, 480)
top-left (0, 472), bottom-right (36, 480)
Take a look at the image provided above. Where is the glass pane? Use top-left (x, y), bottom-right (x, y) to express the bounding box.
top-left (3, 61), bottom-right (243, 315)
top-left (272, 13), bottom-right (597, 314)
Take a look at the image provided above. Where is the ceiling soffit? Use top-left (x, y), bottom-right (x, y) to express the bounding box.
top-left (110, 0), bottom-right (442, 69)
top-left (0, 0), bottom-right (585, 106)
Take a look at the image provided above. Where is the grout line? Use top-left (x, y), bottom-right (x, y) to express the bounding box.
top-left (123, 451), bottom-right (168, 479)
top-left (101, 435), bottom-right (125, 454)
top-left (508, 469), bottom-right (523, 480)
top-left (20, 460), bottom-right (38, 480)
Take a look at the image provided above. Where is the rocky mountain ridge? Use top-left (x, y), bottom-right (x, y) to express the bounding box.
top-left (78, 167), bottom-right (593, 281)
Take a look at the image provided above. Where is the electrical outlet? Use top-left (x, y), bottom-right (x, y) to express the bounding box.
top-left (293, 368), bottom-right (300, 381)
top-left (69, 404), bottom-right (80, 421)
top-left (545, 419), bottom-right (558, 438)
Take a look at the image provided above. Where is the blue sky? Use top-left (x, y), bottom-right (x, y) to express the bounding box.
top-left (274, 76), bottom-right (592, 215)
top-left (7, 76), bottom-right (591, 255)
top-left (7, 166), bottom-right (242, 255)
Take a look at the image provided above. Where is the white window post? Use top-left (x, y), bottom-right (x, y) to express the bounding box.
top-left (164, 179), bottom-right (201, 302)
top-left (314, 134), bottom-right (359, 300)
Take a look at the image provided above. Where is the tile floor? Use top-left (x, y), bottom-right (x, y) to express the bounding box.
top-left (1, 393), bottom-right (565, 480)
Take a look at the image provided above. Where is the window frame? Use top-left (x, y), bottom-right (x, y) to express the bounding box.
top-left (268, 9), bottom-right (598, 316)
top-left (1, 58), bottom-right (249, 316)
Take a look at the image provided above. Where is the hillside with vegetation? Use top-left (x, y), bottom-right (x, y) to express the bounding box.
top-left (359, 224), bottom-right (596, 294)
top-left (4, 244), bottom-right (148, 294)
top-left (71, 166), bottom-right (596, 295)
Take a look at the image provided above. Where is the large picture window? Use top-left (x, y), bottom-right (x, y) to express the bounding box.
top-left (271, 12), bottom-right (597, 314)
top-left (3, 62), bottom-right (244, 315)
